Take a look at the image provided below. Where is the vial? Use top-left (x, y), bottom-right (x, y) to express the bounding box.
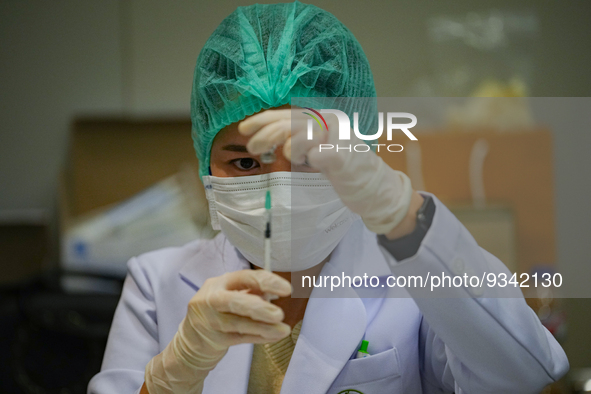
top-left (261, 146), bottom-right (277, 164)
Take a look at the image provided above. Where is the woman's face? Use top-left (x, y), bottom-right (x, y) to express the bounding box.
top-left (209, 107), bottom-right (318, 177)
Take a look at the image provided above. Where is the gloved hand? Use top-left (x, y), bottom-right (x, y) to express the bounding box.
top-left (145, 269), bottom-right (291, 394)
top-left (239, 109), bottom-right (413, 235)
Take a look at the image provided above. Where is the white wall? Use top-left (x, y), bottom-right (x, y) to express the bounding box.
top-left (0, 1), bottom-right (123, 212)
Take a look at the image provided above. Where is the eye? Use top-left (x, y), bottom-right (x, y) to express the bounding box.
top-left (231, 158), bottom-right (259, 171)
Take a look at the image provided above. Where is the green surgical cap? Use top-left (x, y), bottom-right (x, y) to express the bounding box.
top-left (191, 1), bottom-right (376, 178)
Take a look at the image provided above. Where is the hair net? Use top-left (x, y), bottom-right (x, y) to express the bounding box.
top-left (191, 1), bottom-right (377, 178)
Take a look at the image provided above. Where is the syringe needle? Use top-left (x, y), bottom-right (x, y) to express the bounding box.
top-left (263, 190), bottom-right (278, 301)
top-left (264, 190), bottom-right (272, 272)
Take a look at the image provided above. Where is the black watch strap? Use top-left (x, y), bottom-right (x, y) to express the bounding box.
top-left (377, 195), bottom-right (435, 261)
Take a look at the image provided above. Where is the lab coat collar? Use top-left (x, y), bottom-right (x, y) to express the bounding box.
top-left (178, 232), bottom-right (249, 291)
top-left (281, 219), bottom-right (391, 394)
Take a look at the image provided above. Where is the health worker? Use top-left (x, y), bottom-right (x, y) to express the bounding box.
top-left (88, 2), bottom-right (568, 394)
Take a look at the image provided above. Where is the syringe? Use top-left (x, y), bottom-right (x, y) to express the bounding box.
top-left (262, 146), bottom-right (275, 273)
top-left (261, 147), bottom-right (278, 300)
top-left (263, 190), bottom-right (278, 301)
top-left (264, 190), bottom-right (272, 272)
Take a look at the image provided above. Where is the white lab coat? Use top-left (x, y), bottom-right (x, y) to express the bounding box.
top-left (88, 194), bottom-right (568, 394)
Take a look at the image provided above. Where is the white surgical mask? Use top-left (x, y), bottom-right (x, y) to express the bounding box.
top-left (202, 172), bottom-right (356, 272)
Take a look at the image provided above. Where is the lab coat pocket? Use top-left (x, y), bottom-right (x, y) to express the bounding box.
top-left (328, 347), bottom-right (402, 394)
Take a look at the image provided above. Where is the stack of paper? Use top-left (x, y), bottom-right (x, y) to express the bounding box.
top-left (62, 170), bottom-right (214, 277)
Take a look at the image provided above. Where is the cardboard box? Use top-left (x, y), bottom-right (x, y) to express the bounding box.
top-left (378, 129), bottom-right (556, 275)
top-left (59, 118), bottom-right (210, 276)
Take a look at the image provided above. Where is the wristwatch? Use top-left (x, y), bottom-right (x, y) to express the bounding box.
top-left (377, 194), bottom-right (435, 261)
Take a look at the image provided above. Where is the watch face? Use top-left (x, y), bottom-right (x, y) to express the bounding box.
top-left (337, 390), bottom-right (364, 394)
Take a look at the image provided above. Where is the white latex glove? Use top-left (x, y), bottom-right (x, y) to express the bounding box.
top-left (145, 269), bottom-right (291, 394)
top-left (239, 109), bottom-right (413, 235)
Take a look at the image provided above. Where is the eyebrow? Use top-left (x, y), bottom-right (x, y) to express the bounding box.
top-left (221, 144), bottom-right (248, 152)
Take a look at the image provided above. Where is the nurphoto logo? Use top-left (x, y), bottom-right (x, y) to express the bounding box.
top-left (304, 108), bottom-right (417, 153)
